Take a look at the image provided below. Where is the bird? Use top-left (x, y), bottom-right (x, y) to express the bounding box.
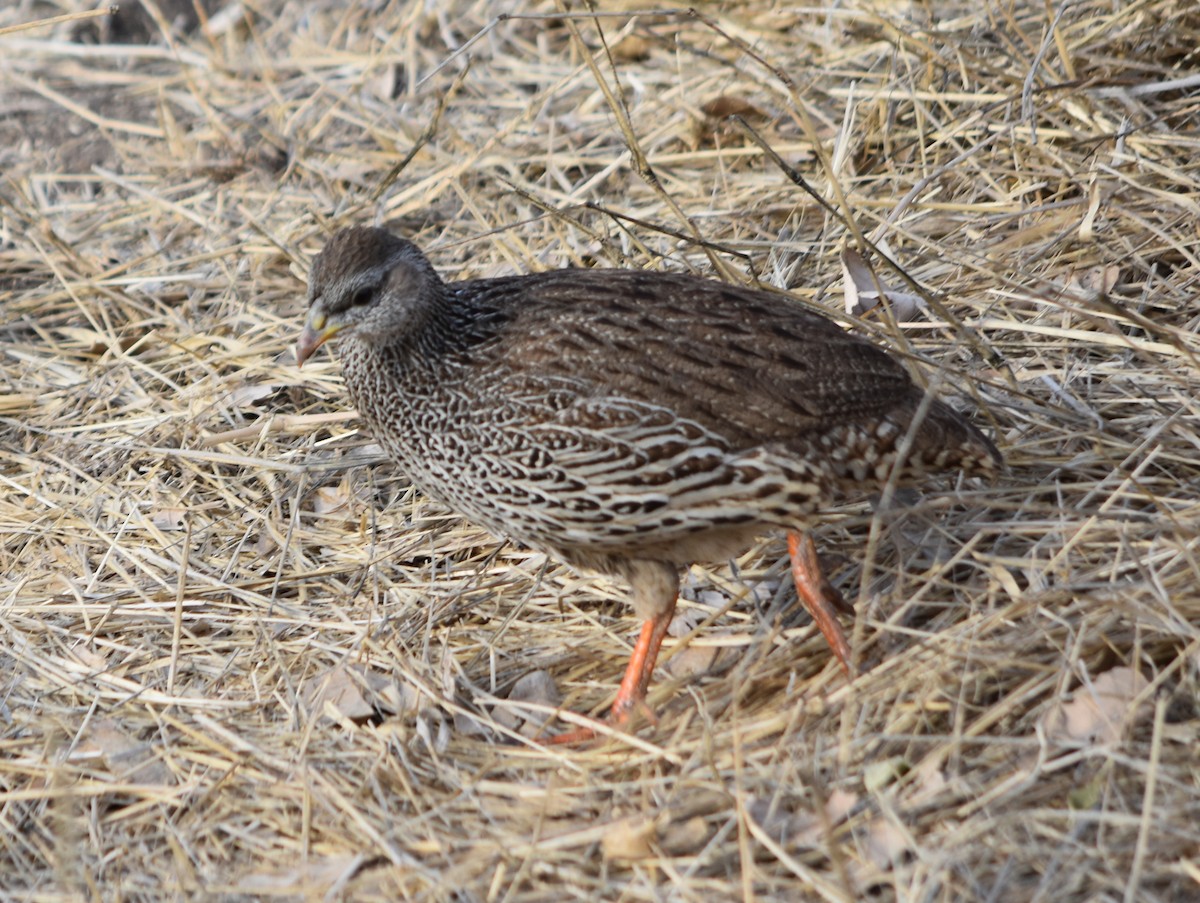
top-left (295, 226), bottom-right (1001, 743)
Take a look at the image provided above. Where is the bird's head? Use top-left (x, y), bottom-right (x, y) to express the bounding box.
top-left (296, 226), bottom-right (444, 365)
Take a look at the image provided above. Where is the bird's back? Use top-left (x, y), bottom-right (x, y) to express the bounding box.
top-left (450, 268), bottom-right (996, 468)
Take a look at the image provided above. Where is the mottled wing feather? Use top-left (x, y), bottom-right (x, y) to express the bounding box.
top-left (455, 270), bottom-right (919, 449)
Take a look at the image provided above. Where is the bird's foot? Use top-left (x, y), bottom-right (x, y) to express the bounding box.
top-left (539, 690), bottom-right (659, 746)
top-left (788, 531), bottom-right (857, 677)
top-left (537, 606), bottom-right (674, 745)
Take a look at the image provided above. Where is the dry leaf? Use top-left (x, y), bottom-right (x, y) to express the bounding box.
top-left (659, 815), bottom-right (710, 855)
top-left (312, 484), bottom-right (352, 517)
top-left (791, 788), bottom-right (861, 847)
top-left (58, 326), bottom-right (139, 356)
top-left (666, 642), bottom-right (719, 679)
top-left (371, 64), bottom-right (401, 102)
top-left (226, 383), bottom-right (277, 408)
top-left (825, 788), bottom-right (859, 823)
top-left (452, 711), bottom-right (492, 737)
top-left (680, 588), bottom-right (727, 610)
top-left (746, 796), bottom-right (791, 841)
top-left (601, 815), bottom-right (657, 862)
top-left (864, 756), bottom-right (910, 793)
top-left (414, 707), bottom-right (450, 752)
top-left (904, 759), bottom-right (949, 807)
top-left (751, 10), bottom-right (801, 30)
top-left (693, 95), bottom-right (772, 146)
top-left (1043, 666), bottom-right (1150, 745)
top-left (1068, 264), bottom-right (1121, 296)
top-left (666, 606), bottom-right (735, 678)
top-left (302, 663), bottom-right (376, 723)
top-left (841, 248), bottom-right (925, 320)
top-left (701, 95), bottom-right (767, 120)
top-left (254, 530), bottom-right (278, 556)
top-left (73, 718), bottom-right (172, 785)
top-left (66, 645), bottom-right (109, 672)
top-left (865, 817), bottom-right (912, 869)
top-left (241, 854), bottom-right (362, 894)
top-left (611, 33), bottom-right (651, 61)
top-left (372, 673), bottom-right (423, 717)
top-left (150, 506), bottom-right (187, 530)
top-left (493, 669), bottom-right (562, 736)
top-left (745, 577), bottom-right (780, 605)
top-left (1069, 772), bottom-right (1106, 810)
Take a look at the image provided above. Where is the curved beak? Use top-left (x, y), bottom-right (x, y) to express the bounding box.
top-left (295, 309), bottom-right (341, 366)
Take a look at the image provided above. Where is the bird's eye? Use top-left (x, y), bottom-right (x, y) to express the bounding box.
top-left (350, 285), bottom-right (376, 306)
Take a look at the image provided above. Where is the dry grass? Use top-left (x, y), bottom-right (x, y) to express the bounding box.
top-left (2, 1), bottom-right (1199, 900)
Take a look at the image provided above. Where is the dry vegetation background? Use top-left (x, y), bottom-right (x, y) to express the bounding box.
top-left (1, 0), bottom-right (1199, 900)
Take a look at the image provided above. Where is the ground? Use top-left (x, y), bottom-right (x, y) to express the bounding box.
top-left (0, 1), bottom-right (1198, 900)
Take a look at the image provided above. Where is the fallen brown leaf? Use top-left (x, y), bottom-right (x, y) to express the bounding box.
top-left (1043, 666), bottom-right (1151, 746)
top-left (493, 669), bottom-right (562, 736)
top-left (701, 95), bottom-right (767, 120)
top-left (302, 662), bottom-right (376, 723)
top-left (841, 248), bottom-right (925, 320)
top-left (611, 33), bottom-right (651, 62)
top-left (601, 815), bottom-right (657, 862)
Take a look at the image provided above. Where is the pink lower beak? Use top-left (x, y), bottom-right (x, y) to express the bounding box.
top-left (295, 313), bottom-right (339, 366)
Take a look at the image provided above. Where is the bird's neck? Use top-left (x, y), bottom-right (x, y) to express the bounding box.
top-left (343, 294), bottom-right (493, 402)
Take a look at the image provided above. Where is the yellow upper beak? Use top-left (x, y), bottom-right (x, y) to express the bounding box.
top-left (295, 310), bottom-right (342, 366)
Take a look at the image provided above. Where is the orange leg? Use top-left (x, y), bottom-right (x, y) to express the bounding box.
top-left (544, 597), bottom-right (677, 745)
top-left (787, 531), bottom-right (855, 676)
